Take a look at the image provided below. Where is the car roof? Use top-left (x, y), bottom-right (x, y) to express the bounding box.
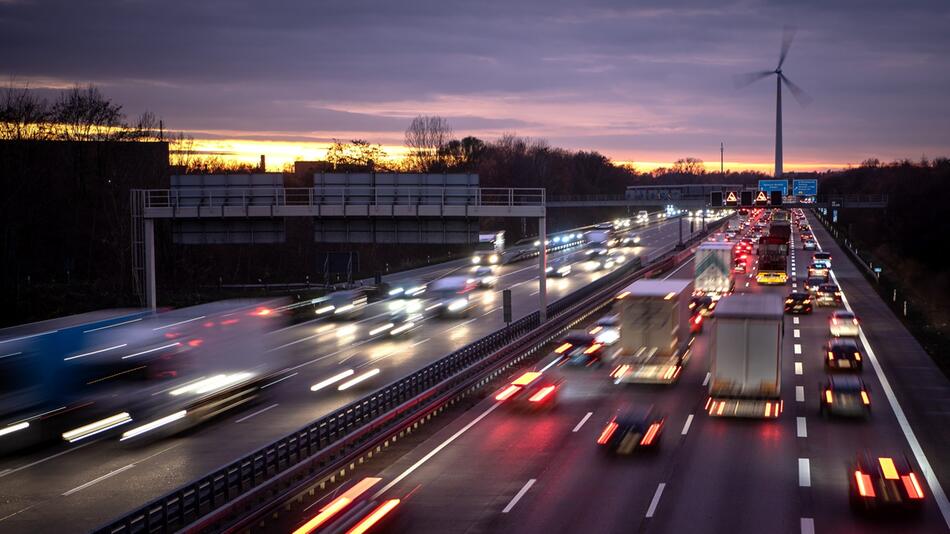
top-left (832, 310), bottom-right (855, 318)
top-left (818, 283), bottom-right (838, 290)
top-left (618, 405), bottom-right (655, 423)
top-left (814, 252), bottom-right (831, 257)
top-left (788, 292), bottom-right (809, 298)
top-left (830, 375), bottom-right (863, 390)
top-left (829, 338), bottom-right (859, 349)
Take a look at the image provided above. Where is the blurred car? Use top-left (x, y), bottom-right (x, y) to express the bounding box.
top-left (784, 292), bottom-right (813, 314)
top-left (807, 262), bottom-right (830, 278)
top-left (825, 338), bottom-right (864, 371)
top-left (551, 330), bottom-right (604, 367)
top-left (813, 251), bottom-right (832, 265)
top-left (733, 260), bottom-right (747, 274)
top-left (689, 295), bottom-right (716, 317)
top-left (590, 314), bottom-right (620, 346)
top-left (318, 290), bottom-right (368, 319)
top-left (816, 283), bottom-right (843, 307)
top-left (805, 276), bottom-right (828, 293)
top-left (545, 262), bottom-right (572, 278)
top-left (467, 266), bottom-right (497, 289)
top-left (803, 239), bottom-right (817, 251)
top-left (424, 276), bottom-right (475, 317)
top-left (756, 271), bottom-right (787, 285)
top-left (830, 310), bottom-right (860, 337)
top-left (820, 375), bottom-right (871, 418)
top-left (494, 370), bottom-right (562, 410)
top-left (850, 453), bottom-right (926, 514)
top-left (596, 406), bottom-right (664, 454)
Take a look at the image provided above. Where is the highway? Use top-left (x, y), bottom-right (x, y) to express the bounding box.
top-left (0, 216), bottom-right (702, 532)
top-left (327, 211), bottom-right (950, 534)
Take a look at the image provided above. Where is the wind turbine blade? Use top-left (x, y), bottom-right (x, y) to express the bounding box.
top-left (733, 71), bottom-right (773, 89)
top-left (777, 26), bottom-right (797, 70)
top-left (780, 74), bottom-right (812, 106)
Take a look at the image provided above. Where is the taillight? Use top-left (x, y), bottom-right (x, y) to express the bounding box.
top-left (611, 364), bottom-right (630, 379)
top-left (855, 470), bottom-right (876, 498)
top-left (852, 319), bottom-right (859, 326)
top-left (495, 385), bottom-right (521, 401)
top-left (640, 422), bottom-right (662, 446)
top-left (831, 317), bottom-right (839, 325)
top-left (861, 391), bottom-right (870, 405)
top-left (825, 390), bottom-right (833, 404)
top-left (693, 315), bottom-right (703, 325)
top-left (764, 402), bottom-right (773, 417)
top-left (903, 473), bottom-right (925, 499)
top-left (528, 385), bottom-right (556, 403)
top-left (597, 420), bottom-right (618, 445)
top-left (554, 342), bottom-right (572, 354)
top-left (828, 351), bottom-right (835, 360)
top-left (584, 344), bottom-right (602, 355)
top-left (348, 499), bottom-right (401, 534)
top-left (854, 352), bottom-right (862, 361)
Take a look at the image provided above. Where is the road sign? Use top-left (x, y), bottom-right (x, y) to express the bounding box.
top-left (740, 190), bottom-right (753, 207)
top-left (710, 191), bottom-right (723, 206)
top-left (792, 179), bottom-right (818, 196)
top-left (770, 190), bottom-right (783, 206)
top-left (754, 190), bottom-right (769, 205)
top-left (758, 179), bottom-right (789, 196)
top-left (724, 191), bottom-right (739, 206)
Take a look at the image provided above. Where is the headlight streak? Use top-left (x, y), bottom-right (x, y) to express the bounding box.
top-left (120, 411), bottom-right (187, 441)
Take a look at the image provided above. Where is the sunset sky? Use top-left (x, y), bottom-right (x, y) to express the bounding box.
top-left (2, 0), bottom-right (948, 171)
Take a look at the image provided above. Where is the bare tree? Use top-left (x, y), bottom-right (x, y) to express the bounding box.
top-left (0, 81), bottom-right (52, 140)
top-left (404, 115), bottom-right (452, 172)
top-left (672, 157), bottom-right (705, 175)
top-left (326, 138), bottom-right (389, 170)
top-left (169, 132), bottom-right (196, 169)
top-left (50, 85), bottom-right (125, 141)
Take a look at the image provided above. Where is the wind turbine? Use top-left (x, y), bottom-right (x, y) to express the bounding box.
top-left (735, 27), bottom-right (812, 178)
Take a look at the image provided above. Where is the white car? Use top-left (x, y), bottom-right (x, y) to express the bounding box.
top-left (830, 310), bottom-right (860, 337)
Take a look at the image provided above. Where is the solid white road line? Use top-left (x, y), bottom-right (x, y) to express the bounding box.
top-left (796, 386), bottom-right (805, 403)
top-left (814, 225), bottom-right (950, 528)
top-left (798, 458), bottom-right (811, 487)
top-left (797, 417), bottom-right (808, 438)
top-left (373, 402), bottom-right (502, 498)
top-left (235, 403), bottom-right (279, 423)
top-left (572, 412), bottom-right (593, 433)
top-left (702, 372), bottom-right (711, 386)
top-left (502, 479), bottom-right (536, 513)
top-left (645, 483), bottom-right (666, 518)
top-left (0, 442), bottom-right (93, 479)
top-left (794, 344), bottom-right (802, 355)
top-left (681, 414), bottom-right (694, 435)
top-left (800, 517), bottom-right (815, 534)
top-left (63, 463), bottom-right (136, 496)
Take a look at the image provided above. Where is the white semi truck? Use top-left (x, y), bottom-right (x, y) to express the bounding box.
top-left (707, 293), bottom-right (784, 418)
top-left (694, 242), bottom-right (734, 297)
top-left (609, 279), bottom-right (694, 385)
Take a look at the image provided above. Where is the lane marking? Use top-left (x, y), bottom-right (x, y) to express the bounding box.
top-left (801, 517), bottom-right (815, 534)
top-left (63, 463), bottom-right (136, 496)
top-left (64, 343), bottom-right (127, 361)
top-left (572, 412), bottom-right (593, 433)
top-left (795, 362), bottom-right (803, 375)
top-left (645, 483), bottom-right (666, 518)
top-left (681, 414), bottom-right (694, 435)
top-left (451, 318), bottom-right (478, 330)
top-left (702, 372), bottom-right (711, 386)
top-left (502, 478), bottom-right (536, 513)
top-left (794, 344), bottom-right (802, 355)
top-left (796, 386), bottom-right (805, 402)
top-left (813, 220), bottom-right (950, 528)
top-left (797, 417), bottom-right (808, 438)
top-left (235, 403), bottom-right (279, 423)
top-left (412, 338), bottom-right (431, 347)
top-left (83, 317), bottom-right (143, 333)
top-left (793, 329), bottom-right (801, 338)
top-left (799, 458), bottom-right (811, 487)
top-left (261, 372), bottom-right (297, 389)
top-left (121, 342), bottom-right (181, 360)
top-left (152, 315), bottom-right (206, 331)
top-left (793, 317), bottom-right (800, 324)
top-left (0, 442), bottom-right (93, 479)
top-left (0, 504), bottom-right (35, 524)
top-left (373, 402), bottom-right (501, 498)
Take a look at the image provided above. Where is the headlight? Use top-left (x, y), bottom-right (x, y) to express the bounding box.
top-left (489, 254), bottom-right (499, 264)
top-left (405, 299), bottom-right (423, 313)
top-left (472, 256), bottom-right (481, 264)
top-left (557, 265), bottom-right (571, 274)
top-left (388, 300), bottom-right (405, 311)
top-left (448, 298), bottom-right (469, 312)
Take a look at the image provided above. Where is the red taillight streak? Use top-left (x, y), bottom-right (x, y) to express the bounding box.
top-left (855, 471), bottom-right (876, 498)
top-left (345, 499), bottom-right (401, 534)
top-left (640, 422), bottom-right (661, 446)
top-left (704, 397), bottom-right (712, 410)
top-left (597, 421), bottom-right (618, 445)
top-left (584, 344), bottom-right (602, 355)
top-left (903, 473), bottom-right (925, 499)
top-left (528, 385), bottom-right (556, 403)
top-left (693, 315), bottom-right (703, 325)
top-left (495, 385), bottom-right (521, 401)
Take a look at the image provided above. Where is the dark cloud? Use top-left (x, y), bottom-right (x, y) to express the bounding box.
top-left (1, 0), bottom-right (948, 165)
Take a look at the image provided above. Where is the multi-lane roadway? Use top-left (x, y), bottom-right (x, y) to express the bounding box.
top-left (328, 210), bottom-right (950, 534)
top-left (0, 217), bottom-right (702, 532)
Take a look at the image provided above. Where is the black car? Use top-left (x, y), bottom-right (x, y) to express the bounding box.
top-left (820, 375), bottom-right (871, 418)
top-left (850, 452), bottom-right (926, 514)
top-left (596, 405), bottom-right (664, 455)
top-left (804, 276), bottom-right (828, 293)
top-left (825, 338), bottom-right (864, 371)
top-left (784, 292), bottom-right (813, 314)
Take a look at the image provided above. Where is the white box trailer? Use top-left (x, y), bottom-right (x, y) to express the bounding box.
top-left (610, 279), bottom-right (694, 384)
top-left (694, 242), bottom-right (734, 296)
top-left (707, 293), bottom-right (784, 418)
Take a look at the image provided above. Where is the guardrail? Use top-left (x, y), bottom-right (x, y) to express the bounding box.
top-left (94, 222), bottom-right (724, 534)
top-left (141, 187), bottom-right (545, 210)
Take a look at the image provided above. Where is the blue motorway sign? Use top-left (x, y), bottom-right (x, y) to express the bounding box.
top-left (758, 179), bottom-right (789, 195)
top-left (792, 179), bottom-right (818, 197)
